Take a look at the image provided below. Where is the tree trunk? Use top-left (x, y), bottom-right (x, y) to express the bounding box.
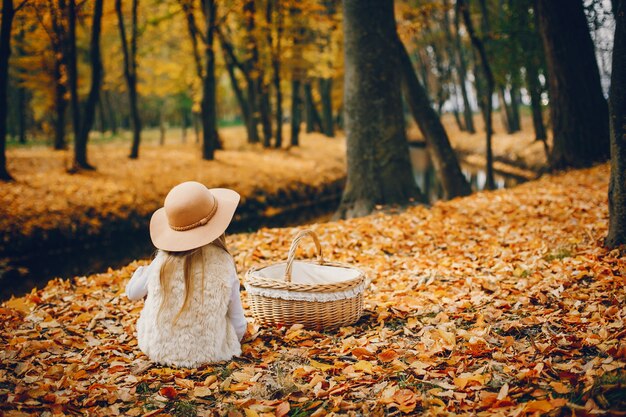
top-left (537, 0), bottom-right (610, 169)
top-left (0, 0), bottom-right (15, 180)
top-left (454, 2), bottom-right (475, 134)
top-left (217, 30), bottom-right (252, 143)
top-left (606, 0), bottom-right (625, 248)
top-left (304, 82), bottom-right (322, 132)
top-left (271, 0), bottom-right (283, 148)
top-left (337, 0), bottom-right (423, 219)
top-left (290, 79), bottom-right (301, 147)
top-left (103, 90), bottom-right (118, 134)
top-left (259, 88), bottom-right (272, 147)
top-left (243, 0), bottom-right (261, 144)
top-left (53, 58), bottom-right (67, 150)
top-left (116, 0), bottom-right (142, 159)
top-left (509, 83), bottom-right (521, 131)
top-left (201, 0), bottom-right (218, 160)
top-left (193, 111), bottom-right (200, 143)
top-left (459, 0), bottom-right (495, 190)
top-left (74, 0), bottom-right (104, 170)
top-left (526, 62), bottom-right (547, 141)
top-left (397, 37), bottom-right (471, 199)
top-left (498, 86), bottom-right (514, 134)
top-left (319, 78), bottom-right (334, 137)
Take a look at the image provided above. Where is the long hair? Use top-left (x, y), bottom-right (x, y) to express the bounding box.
top-left (157, 234), bottom-right (230, 324)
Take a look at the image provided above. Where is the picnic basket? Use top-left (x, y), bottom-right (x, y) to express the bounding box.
top-left (245, 230), bottom-right (367, 330)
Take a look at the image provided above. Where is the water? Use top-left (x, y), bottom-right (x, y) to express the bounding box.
top-left (409, 143), bottom-right (523, 202)
top-left (1, 147), bottom-right (524, 301)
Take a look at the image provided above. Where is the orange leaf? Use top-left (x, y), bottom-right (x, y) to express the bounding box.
top-left (523, 400), bottom-right (555, 413)
top-left (378, 349), bottom-right (399, 363)
top-left (392, 388), bottom-right (419, 413)
top-left (352, 347), bottom-right (375, 359)
top-left (275, 402), bottom-right (290, 417)
top-left (159, 386), bottom-right (178, 400)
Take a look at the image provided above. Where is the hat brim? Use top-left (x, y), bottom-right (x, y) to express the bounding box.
top-left (149, 188), bottom-right (240, 252)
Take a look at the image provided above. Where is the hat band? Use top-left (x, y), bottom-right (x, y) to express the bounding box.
top-left (169, 195), bottom-right (219, 232)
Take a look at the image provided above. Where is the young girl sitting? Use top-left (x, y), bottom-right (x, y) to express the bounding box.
top-left (125, 181), bottom-right (247, 368)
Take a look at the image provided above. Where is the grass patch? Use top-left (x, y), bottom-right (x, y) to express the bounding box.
top-left (543, 246), bottom-right (574, 261)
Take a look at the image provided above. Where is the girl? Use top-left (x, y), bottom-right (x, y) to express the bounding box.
top-left (126, 181), bottom-right (247, 368)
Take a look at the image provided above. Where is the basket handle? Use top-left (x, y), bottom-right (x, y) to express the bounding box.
top-left (284, 230), bottom-right (325, 282)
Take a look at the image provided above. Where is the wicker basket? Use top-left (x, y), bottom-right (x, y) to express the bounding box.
top-left (245, 230), bottom-right (367, 330)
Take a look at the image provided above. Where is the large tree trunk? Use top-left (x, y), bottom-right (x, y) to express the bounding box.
top-left (606, 0), bottom-right (625, 248)
top-left (454, 1), bottom-right (475, 134)
top-left (74, 0), bottom-right (104, 169)
top-left (459, 0), bottom-right (495, 190)
top-left (397, 37), bottom-right (472, 200)
top-left (537, 0), bottom-right (610, 169)
top-left (201, 0), bottom-right (218, 160)
top-left (304, 81), bottom-right (322, 133)
top-left (116, 0), bottom-right (142, 159)
top-left (319, 77), bottom-right (334, 137)
top-left (337, 0), bottom-right (423, 219)
top-left (0, 0), bottom-right (15, 181)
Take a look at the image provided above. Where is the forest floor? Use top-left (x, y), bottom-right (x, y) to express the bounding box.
top-left (0, 129), bottom-right (346, 256)
top-left (1, 162), bottom-right (624, 416)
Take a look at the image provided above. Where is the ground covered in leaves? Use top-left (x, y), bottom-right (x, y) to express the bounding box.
top-left (2, 163), bottom-right (624, 416)
top-left (0, 129), bottom-right (346, 256)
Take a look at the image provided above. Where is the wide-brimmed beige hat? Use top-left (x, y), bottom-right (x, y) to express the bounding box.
top-left (150, 182), bottom-right (240, 252)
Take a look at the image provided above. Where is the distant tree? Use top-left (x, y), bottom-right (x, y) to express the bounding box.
top-left (458, 0), bottom-right (496, 190)
top-left (452, 0), bottom-right (475, 134)
top-left (0, 0), bottom-right (22, 181)
top-left (337, 0), bottom-right (423, 219)
top-left (115, 0), bottom-right (142, 159)
top-left (536, 0), bottom-right (610, 169)
top-left (397, 36), bottom-right (472, 200)
top-left (606, 0), bottom-right (625, 248)
top-left (68, 0), bottom-right (103, 171)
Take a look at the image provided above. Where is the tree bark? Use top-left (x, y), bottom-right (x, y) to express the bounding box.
top-left (319, 78), bottom-right (334, 137)
top-left (459, 0), bottom-right (495, 190)
top-left (259, 88), bottom-right (272, 147)
top-left (304, 81), bottom-right (322, 132)
top-left (398, 37), bottom-right (472, 200)
top-left (337, 0), bottom-right (423, 219)
top-left (453, 1), bottom-right (475, 134)
top-left (526, 61), bottom-right (546, 141)
top-left (606, 0), bottom-right (625, 248)
top-left (201, 0), bottom-right (218, 160)
top-left (116, 0), bottom-right (142, 159)
top-left (243, 0), bottom-right (261, 144)
top-left (537, 0), bottom-right (610, 169)
top-left (0, 0), bottom-right (16, 180)
top-left (498, 86), bottom-right (514, 134)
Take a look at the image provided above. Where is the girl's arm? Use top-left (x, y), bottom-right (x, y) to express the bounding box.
top-left (126, 263), bottom-right (151, 300)
top-left (227, 270), bottom-right (248, 342)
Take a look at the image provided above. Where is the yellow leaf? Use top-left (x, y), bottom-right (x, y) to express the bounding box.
top-left (353, 360), bottom-right (374, 374)
top-left (244, 409), bottom-right (260, 417)
top-left (309, 360), bottom-right (334, 372)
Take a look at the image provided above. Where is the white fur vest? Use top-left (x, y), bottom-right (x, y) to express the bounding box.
top-left (136, 245), bottom-right (241, 368)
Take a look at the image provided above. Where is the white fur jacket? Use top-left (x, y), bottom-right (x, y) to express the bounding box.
top-left (127, 245), bottom-right (246, 368)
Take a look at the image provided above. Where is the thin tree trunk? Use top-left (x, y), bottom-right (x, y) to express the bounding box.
top-left (443, 0), bottom-right (465, 131)
top-left (537, 0), bottom-right (610, 169)
top-left (337, 0), bottom-right (423, 219)
top-left (606, 0), bottom-right (625, 248)
top-left (290, 79), bottom-right (301, 147)
top-left (271, 0), bottom-right (283, 148)
top-left (219, 34), bottom-right (252, 142)
top-left (526, 63), bottom-right (546, 141)
top-left (304, 82), bottom-right (322, 132)
top-left (116, 0), bottom-right (142, 159)
top-left (459, 0), bottom-right (495, 190)
top-left (193, 111), bottom-right (200, 143)
top-left (0, 0), bottom-right (15, 180)
top-left (201, 0), bottom-right (218, 160)
top-left (243, 0), bottom-right (260, 144)
top-left (259, 89), bottom-right (272, 146)
top-left (74, 0), bottom-right (103, 169)
top-left (453, 2), bottom-right (475, 133)
top-left (319, 78), bottom-right (334, 137)
top-left (159, 106), bottom-right (165, 145)
top-left (397, 37), bottom-right (471, 199)
top-left (509, 82), bottom-right (521, 131)
top-left (53, 59), bottom-right (67, 150)
top-left (103, 90), bottom-right (117, 134)
top-left (498, 86), bottom-right (514, 134)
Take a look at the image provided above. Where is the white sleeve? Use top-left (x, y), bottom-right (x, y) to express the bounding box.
top-left (126, 264), bottom-right (150, 300)
top-left (227, 270), bottom-right (247, 341)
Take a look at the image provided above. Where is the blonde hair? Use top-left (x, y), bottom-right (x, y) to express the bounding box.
top-left (157, 234), bottom-right (230, 324)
